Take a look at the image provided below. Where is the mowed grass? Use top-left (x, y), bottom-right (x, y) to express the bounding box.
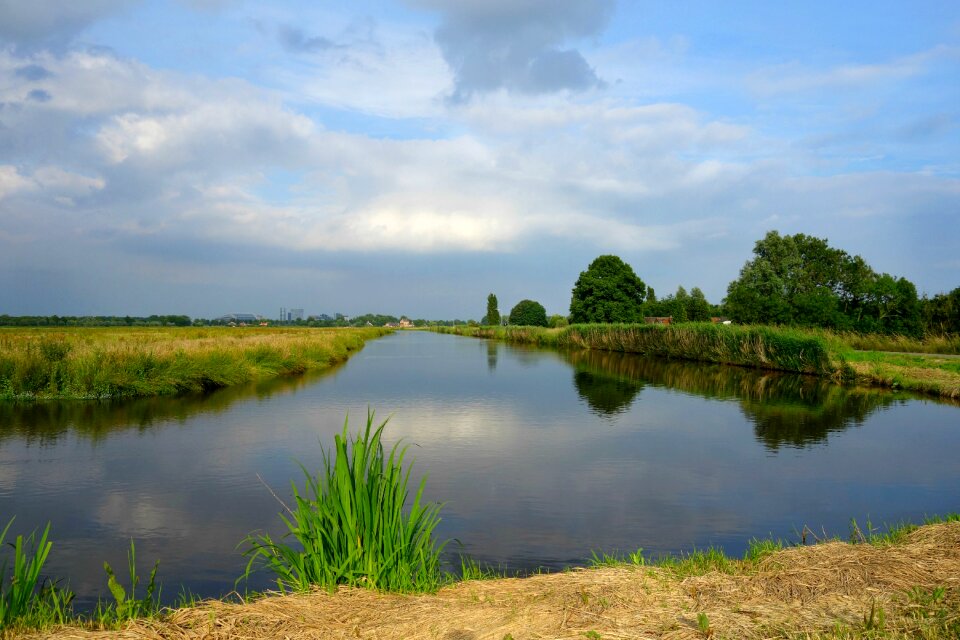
top-left (0, 326), bottom-right (391, 401)
top-left (839, 350), bottom-right (960, 399)
top-left (836, 331), bottom-right (960, 355)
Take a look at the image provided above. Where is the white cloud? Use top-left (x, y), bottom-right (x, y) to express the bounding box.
top-left (2, 24), bottom-right (959, 315)
top-left (292, 35), bottom-right (451, 118)
top-left (747, 45), bottom-right (960, 95)
top-left (0, 165), bottom-right (34, 200)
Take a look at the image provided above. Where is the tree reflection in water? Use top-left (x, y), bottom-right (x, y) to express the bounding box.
top-left (563, 349), bottom-right (910, 450)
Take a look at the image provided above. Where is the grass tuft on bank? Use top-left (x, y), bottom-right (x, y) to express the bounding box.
top-left (0, 327), bottom-right (391, 401)
top-left (238, 412), bottom-right (446, 594)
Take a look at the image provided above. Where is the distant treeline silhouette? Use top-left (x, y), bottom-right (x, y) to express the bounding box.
top-left (0, 314), bottom-right (193, 327)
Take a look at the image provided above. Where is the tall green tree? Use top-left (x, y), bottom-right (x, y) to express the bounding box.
top-left (483, 293), bottom-right (500, 326)
top-left (686, 287), bottom-right (712, 321)
top-left (508, 299), bottom-right (548, 327)
top-left (725, 231), bottom-right (922, 335)
top-left (569, 255), bottom-right (647, 323)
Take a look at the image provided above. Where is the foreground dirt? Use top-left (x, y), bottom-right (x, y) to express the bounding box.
top-left (22, 522), bottom-right (960, 640)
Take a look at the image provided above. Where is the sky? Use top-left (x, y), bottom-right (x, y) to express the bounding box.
top-left (0, 0), bottom-right (958, 320)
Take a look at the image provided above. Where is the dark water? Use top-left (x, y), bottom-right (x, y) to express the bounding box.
top-left (1, 331), bottom-right (958, 607)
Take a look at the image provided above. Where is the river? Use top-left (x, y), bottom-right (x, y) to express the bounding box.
top-left (1, 330), bottom-right (958, 607)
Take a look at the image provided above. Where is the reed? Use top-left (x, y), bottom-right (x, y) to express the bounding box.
top-left (434, 323), bottom-right (843, 376)
top-left (0, 327), bottom-right (390, 401)
top-left (0, 519), bottom-right (73, 631)
top-left (239, 412), bottom-right (446, 594)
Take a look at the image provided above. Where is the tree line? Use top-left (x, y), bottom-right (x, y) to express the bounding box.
top-left (0, 314), bottom-right (193, 327)
top-left (486, 231), bottom-right (958, 336)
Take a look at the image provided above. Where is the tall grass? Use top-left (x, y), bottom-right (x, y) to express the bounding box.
top-left (0, 327), bottom-right (390, 401)
top-left (0, 519), bottom-right (73, 630)
top-left (435, 323), bottom-right (844, 377)
top-left (239, 412), bottom-right (446, 594)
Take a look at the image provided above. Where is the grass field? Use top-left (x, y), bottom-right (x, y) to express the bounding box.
top-left (0, 326), bottom-right (391, 401)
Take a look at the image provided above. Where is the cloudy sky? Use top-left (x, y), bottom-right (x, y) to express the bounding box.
top-left (1, 0), bottom-right (958, 319)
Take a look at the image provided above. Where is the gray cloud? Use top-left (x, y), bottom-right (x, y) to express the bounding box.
top-left (0, 0), bottom-right (135, 48)
top-left (15, 64), bottom-right (53, 80)
top-left (26, 89), bottom-right (51, 102)
top-left (410, 0), bottom-right (613, 100)
top-left (277, 25), bottom-right (341, 54)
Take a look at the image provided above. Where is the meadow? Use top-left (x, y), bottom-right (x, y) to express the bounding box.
top-left (0, 326), bottom-right (391, 401)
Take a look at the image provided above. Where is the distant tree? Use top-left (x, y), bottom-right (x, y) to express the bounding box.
top-left (483, 293), bottom-right (500, 326)
top-left (643, 285), bottom-right (712, 322)
top-left (569, 255), bottom-right (647, 323)
top-left (922, 287), bottom-right (960, 334)
top-left (509, 299), bottom-right (548, 327)
top-left (859, 274), bottom-right (922, 336)
top-left (687, 287), bottom-right (712, 322)
top-left (548, 314), bottom-right (569, 328)
top-left (671, 286), bottom-right (689, 323)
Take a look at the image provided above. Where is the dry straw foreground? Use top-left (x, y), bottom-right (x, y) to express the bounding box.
top-left (21, 522), bottom-right (960, 640)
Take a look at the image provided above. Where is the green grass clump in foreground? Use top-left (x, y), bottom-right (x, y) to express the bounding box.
top-left (0, 326), bottom-right (391, 401)
top-left (239, 412), bottom-right (446, 594)
top-left (0, 519), bottom-right (73, 631)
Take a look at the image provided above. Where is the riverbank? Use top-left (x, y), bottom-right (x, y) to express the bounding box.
top-left (17, 519), bottom-right (960, 639)
top-left (433, 324), bottom-right (960, 399)
top-left (0, 327), bottom-right (391, 401)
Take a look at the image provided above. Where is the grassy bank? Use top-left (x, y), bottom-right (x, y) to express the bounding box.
top-left (436, 323), bottom-right (844, 376)
top-left (435, 324), bottom-right (960, 399)
top-left (837, 331), bottom-right (960, 355)
top-left (14, 517), bottom-right (959, 639)
top-left (0, 327), bottom-right (391, 401)
top-left (839, 349), bottom-right (960, 399)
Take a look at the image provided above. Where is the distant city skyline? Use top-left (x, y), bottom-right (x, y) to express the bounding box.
top-left (1, 1), bottom-right (958, 318)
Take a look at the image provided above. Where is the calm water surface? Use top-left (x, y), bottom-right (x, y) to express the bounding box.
top-left (1, 331), bottom-right (958, 606)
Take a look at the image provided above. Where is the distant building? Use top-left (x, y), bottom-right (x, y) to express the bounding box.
top-left (644, 316), bottom-right (672, 325)
top-left (399, 317), bottom-right (413, 328)
top-left (218, 313), bottom-right (260, 324)
top-left (289, 308), bottom-right (304, 321)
